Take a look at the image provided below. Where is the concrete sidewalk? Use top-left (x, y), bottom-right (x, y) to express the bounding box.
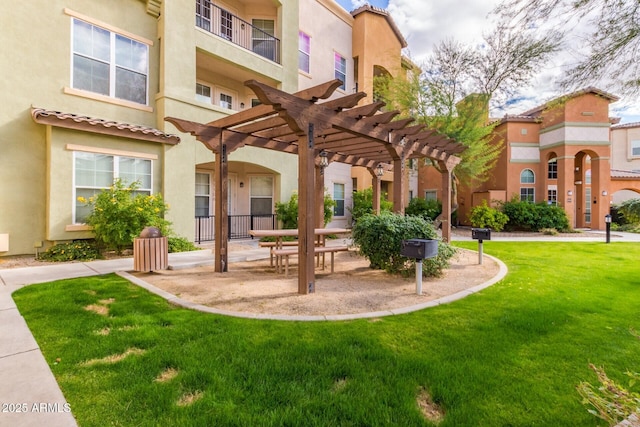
top-left (1, 232), bottom-right (637, 426)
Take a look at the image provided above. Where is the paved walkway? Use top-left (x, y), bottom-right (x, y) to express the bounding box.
top-left (1, 231), bottom-right (638, 426)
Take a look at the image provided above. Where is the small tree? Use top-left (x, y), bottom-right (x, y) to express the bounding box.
top-left (81, 179), bottom-right (171, 254)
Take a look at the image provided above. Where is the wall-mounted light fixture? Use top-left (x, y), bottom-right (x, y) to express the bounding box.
top-left (602, 190), bottom-right (608, 196)
top-left (240, 102), bottom-right (245, 109)
top-left (567, 190), bottom-right (573, 196)
top-left (376, 163), bottom-right (384, 177)
top-left (239, 182), bottom-right (244, 188)
top-left (319, 150), bottom-right (329, 168)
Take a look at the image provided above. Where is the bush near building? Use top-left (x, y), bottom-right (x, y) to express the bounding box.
top-left (405, 197), bottom-right (442, 221)
top-left (501, 198), bottom-right (570, 232)
top-left (469, 201), bottom-right (509, 231)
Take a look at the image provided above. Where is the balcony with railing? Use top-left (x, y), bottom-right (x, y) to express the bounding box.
top-left (196, 0), bottom-right (281, 64)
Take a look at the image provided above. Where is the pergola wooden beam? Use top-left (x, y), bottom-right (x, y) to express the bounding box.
top-left (165, 79), bottom-right (465, 294)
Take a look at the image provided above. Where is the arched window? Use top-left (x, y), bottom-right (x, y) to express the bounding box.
top-left (520, 169), bottom-right (535, 184)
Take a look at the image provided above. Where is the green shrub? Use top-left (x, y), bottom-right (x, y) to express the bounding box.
top-left (275, 192), bottom-right (336, 229)
top-left (501, 198), bottom-right (570, 232)
top-left (349, 187), bottom-right (393, 224)
top-left (405, 197), bottom-right (442, 221)
top-left (351, 212), bottom-right (456, 277)
top-left (618, 198), bottom-right (640, 224)
top-left (540, 228), bottom-right (559, 236)
top-left (81, 179), bottom-right (171, 254)
top-left (167, 236), bottom-right (199, 253)
top-left (38, 240), bottom-right (102, 262)
top-left (469, 200), bottom-right (509, 231)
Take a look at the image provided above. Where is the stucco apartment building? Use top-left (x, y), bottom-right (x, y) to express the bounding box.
top-left (418, 88), bottom-right (640, 231)
top-left (0, 0), bottom-right (411, 256)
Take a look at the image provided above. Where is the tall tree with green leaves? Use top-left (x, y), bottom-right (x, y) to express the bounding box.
top-left (496, 0), bottom-right (640, 95)
top-left (376, 25), bottom-right (557, 213)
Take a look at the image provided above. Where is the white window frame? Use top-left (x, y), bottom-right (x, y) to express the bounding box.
top-left (547, 159), bottom-right (557, 180)
top-left (195, 171), bottom-right (212, 217)
top-left (73, 151), bottom-right (153, 224)
top-left (195, 82), bottom-right (212, 104)
top-left (334, 52), bottom-right (346, 91)
top-left (215, 85), bottom-right (238, 110)
top-left (631, 140), bottom-right (640, 157)
top-left (298, 31), bottom-right (310, 74)
top-left (520, 168), bottom-right (535, 184)
top-left (520, 187), bottom-right (535, 202)
top-left (425, 190), bottom-right (437, 201)
top-left (71, 17), bottom-right (149, 105)
top-left (252, 18), bottom-right (276, 61)
top-left (249, 175), bottom-right (274, 216)
top-left (333, 183), bottom-right (345, 217)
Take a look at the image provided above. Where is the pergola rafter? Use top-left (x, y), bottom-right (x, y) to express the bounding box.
top-left (165, 79), bottom-right (464, 295)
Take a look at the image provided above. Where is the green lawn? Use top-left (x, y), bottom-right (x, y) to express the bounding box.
top-left (13, 242), bottom-right (640, 426)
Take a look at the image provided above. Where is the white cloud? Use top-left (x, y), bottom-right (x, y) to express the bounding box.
top-left (379, 0), bottom-right (638, 122)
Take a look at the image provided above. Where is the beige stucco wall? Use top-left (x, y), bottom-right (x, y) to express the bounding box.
top-left (0, 0), bottom-right (158, 255)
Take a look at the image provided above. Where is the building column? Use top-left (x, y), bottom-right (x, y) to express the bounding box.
top-left (590, 155), bottom-right (611, 230)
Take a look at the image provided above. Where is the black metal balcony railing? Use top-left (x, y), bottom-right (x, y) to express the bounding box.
top-left (195, 214), bottom-right (278, 243)
top-left (196, 0), bottom-right (281, 64)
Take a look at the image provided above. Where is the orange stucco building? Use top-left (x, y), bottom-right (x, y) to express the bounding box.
top-left (419, 88), bottom-right (640, 230)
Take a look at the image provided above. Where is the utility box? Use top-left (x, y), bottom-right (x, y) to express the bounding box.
top-left (471, 228), bottom-right (492, 241)
top-left (400, 239), bottom-right (438, 259)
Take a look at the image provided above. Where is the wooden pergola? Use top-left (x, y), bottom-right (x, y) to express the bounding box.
top-left (166, 79), bottom-right (464, 294)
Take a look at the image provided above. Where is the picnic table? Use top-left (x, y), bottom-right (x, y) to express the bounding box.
top-left (249, 228), bottom-right (349, 275)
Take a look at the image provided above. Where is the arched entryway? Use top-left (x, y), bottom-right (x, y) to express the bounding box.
top-left (572, 150), bottom-right (610, 229)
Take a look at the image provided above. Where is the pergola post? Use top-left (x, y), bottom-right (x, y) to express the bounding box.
top-left (298, 124), bottom-right (316, 294)
top-left (316, 162), bottom-right (325, 228)
top-left (368, 167), bottom-right (382, 214)
top-left (438, 159), bottom-right (454, 243)
top-left (392, 158), bottom-right (405, 214)
top-left (214, 132), bottom-right (229, 271)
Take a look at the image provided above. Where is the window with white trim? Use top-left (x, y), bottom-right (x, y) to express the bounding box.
top-left (334, 53), bottom-right (346, 90)
top-left (520, 169), bottom-right (535, 184)
top-left (195, 172), bottom-right (211, 217)
top-left (632, 140), bottom-right (640, 157)
top-left (520, 187), bottom-right (535, 202)
top-left (250, 176), bottom-right (273, 215)
top-left (74, 152), bottom-right (152, 223)
top-left (196, 82), bottom-right (212, 103)
top-left (548, 159), bottom-right (557, 179)
top-left (196, 0), bottom-right (211, 31)
top-left (252, 19), bottom-right (276, 61)
top-left (547, 189), bottom-right (557, 205)
top-left (72, 18), bottom-right (149, 105)
top-left (425, 190), bottom-right (437, 201)
top-left (299, 31), bottom-right (310, 73)
top-left (333, 183), bottom-right (345, 216)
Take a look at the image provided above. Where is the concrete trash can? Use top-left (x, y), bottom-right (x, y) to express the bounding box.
top-left (133, 227), bottom-right (168, 272)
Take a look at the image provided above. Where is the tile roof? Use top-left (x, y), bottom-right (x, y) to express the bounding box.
top-left (611, 169), bottom-right (640, 179)
top-left (31, 108), bottom-right (180, 144)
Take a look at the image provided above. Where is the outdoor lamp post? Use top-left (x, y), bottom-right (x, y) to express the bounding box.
top-left (605, 214), bottom-right (612, 244)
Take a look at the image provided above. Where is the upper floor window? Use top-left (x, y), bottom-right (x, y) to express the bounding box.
top-left (299, 32), bottom-right (310, 73)
top-left (334, 53), bottom-right (346, 90)
top-left (548, 159), bottom-right (557, 179)
top-left (195, 83), bottom-right (211, 103)
top-left (520, 169), bottom-right (535, 184)
top-left (196, 0), bottom-right (211, 31)
top-left (252, 19), bottom-right (276, 61)
top-left (72, 19), bottom-right (149, 105)
top-left (632, 140), bottom-right (640, 157)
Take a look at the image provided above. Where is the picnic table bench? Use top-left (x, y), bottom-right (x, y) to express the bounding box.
top-left (271, 245), bottom-right (350, 277)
